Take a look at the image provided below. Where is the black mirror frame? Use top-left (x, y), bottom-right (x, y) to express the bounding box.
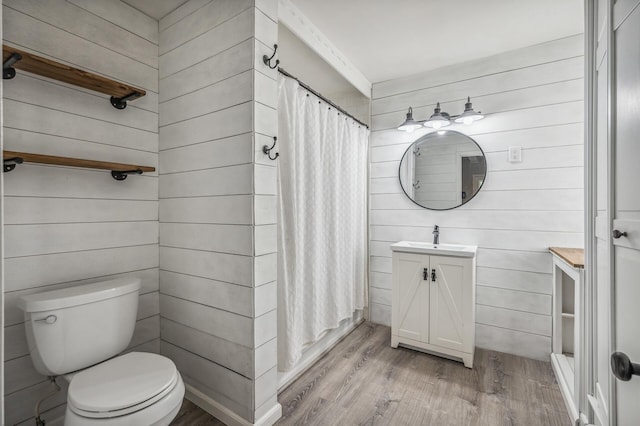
top-left (398, 130), bottom-right (487, 211)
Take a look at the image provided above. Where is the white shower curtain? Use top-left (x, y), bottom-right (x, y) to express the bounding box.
top-left (277, 75), bottom-right (368, 371)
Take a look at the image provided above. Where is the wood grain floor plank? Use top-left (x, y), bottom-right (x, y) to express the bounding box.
top-left (276, 323), bottom-right (570, 426)
top-left (170, 399), bottom-right (225, 425)
top-left (171, 322), bottom-right (570, 425)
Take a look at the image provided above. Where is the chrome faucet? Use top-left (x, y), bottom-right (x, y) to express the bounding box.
top-left (433, 225), bottom-right (440, 245)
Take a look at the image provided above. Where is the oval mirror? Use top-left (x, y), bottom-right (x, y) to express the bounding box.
top-left (399, 130), bottom-right (487, 210)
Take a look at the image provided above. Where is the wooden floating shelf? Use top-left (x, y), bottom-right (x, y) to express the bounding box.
top-left (2, 45), bottom-right (146, 109)
top-left (3, 151), bottom-right (155, 181)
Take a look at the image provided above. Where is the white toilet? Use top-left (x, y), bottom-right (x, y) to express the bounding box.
top-left (18, 278), bottom-right (185, 425)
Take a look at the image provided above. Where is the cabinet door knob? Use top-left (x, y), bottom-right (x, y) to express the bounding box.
top-left (431, 269), bottom-right (436, 282)
top-left (612, 229), bottom-right (628, 239)
top-left (423, 268), bottom-right (428, 281)
top-left (611, 352), bottom-right (640, 381)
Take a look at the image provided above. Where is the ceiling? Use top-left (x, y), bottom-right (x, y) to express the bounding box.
top-left (289, 0), bottom-right (584, 83)
top-left (121, 0), bottom-right (190, 20)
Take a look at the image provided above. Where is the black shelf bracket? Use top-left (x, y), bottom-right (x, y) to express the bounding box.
top-left (111, 169), bottom-right (143, 181)
top-left (3, 53), bottom-right (22, 80)
top-left (110, 91), bottom-right (144, 110)
top-left (262, 137), bottom-right (279, 160)
top-left (262, 44), bottom-right (279, 70)
top-left (3, 157), bottom-right (23, 172)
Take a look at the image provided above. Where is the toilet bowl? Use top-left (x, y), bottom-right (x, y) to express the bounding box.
top-left (64, 352), bottom-right (185, 426)
top-left (18, 278), bottom-right (185, 425)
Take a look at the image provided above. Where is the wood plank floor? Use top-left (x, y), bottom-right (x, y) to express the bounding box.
top-left (170, 399), bottom-right (225, 426)
top-left (171, 322), bottom-right (570, 425)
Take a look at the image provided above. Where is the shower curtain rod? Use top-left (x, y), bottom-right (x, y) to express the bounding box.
top-left (278, 67), bottom-right (370, 129)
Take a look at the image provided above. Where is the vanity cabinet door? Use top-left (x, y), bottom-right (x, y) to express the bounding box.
top-left (392, 252), bottom-right (430, 343)
top-left (428, 255), bottom-right (472, 352)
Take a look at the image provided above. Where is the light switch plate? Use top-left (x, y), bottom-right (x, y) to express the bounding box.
top-left (508, 146), bottom-right (522, 163)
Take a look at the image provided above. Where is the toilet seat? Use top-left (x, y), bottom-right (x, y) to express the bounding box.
top-left (67, 352), bottom-right (178, 419)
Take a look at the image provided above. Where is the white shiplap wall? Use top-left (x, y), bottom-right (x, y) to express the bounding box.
top-left (2, 1), bottom-right (160, 425)
top-left (369, 35), bottom-right (584, 360)
top-left (158, 0), bottom-right (280, 423)
top-left (0, 4), bottom-right (4, 422)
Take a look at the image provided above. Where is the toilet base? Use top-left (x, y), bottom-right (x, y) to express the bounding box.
top-left (64, 373), bottom-right (185, 426)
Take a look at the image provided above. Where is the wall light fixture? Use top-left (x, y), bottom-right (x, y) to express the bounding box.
top-left (397, 97), bottom-right (484, 132)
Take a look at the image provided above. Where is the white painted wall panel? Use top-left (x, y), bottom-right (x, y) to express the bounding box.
top-left (67, 0), bottom-right (159, 44)
top-left (160, 195), bottom-right (253, 224)
top-left (161, 318), bottom-right (255, 378)
top-left (159, 8), bottom-right (254, 78)
top-left (159, 40), bottom-right (253, 102)
top-left (5, 74), bottom-right (157, 132)
top-left (159, 134), bottom-right (252, 174)
top-left (372, 57), bottom-right (583, 116)
top-left (160, 270), bottom-right (253, 317)
top-left (158, 0), bottom-right (252, 55)
top-left (5, 222), bottom-right (157, 258)
top-left (4, 0), bottom-right (158, 68)
top-left (3, 7), bottom-right (157, 91)
top-left (160, 247), bottom-right (252, 287)
top-left (369, 35), bottom-right (584, 360)
top-left (5, 100), bottom-right (157, 152)
top-left (4, 198), bottom-right (158, 225)
top-left (373, 35), bottom-right (583, 99)
top-left (161, 342), bottom-right (254, 420)
top-left (159, 72), bottom-right (253, 127)
top-left (159, 0), bottom-right (211, 32)
top-left (159, 2), bottom-right (280, 422)
top-left (3, 3), bottom-right (159, 424)
top-left (160, 223), bottom-right (253, 255)
top-left (160, 295), bottom-right (253, 348)
top-left (159, 164), bottom-right (253, 198)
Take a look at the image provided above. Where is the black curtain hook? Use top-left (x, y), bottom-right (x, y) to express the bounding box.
top-left (262, 44), bottom-right (279, 69)
top-left (262, 136), bottom-right (279, 161)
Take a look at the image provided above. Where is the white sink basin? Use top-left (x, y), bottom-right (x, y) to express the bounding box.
top-left (390, 241), bottom-right (477, 258)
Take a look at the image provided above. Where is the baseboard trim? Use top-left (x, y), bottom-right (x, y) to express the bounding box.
top-left (185, 384), bottom-right (282, 426)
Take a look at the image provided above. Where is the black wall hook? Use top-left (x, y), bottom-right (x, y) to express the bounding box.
top-left (262, 137), bottom-right (279, 160)
top-left (262, 44), bottom-right (280, 69)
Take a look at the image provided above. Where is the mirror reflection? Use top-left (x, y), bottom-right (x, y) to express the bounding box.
top-left (399, 130), bottom-right (486, 210)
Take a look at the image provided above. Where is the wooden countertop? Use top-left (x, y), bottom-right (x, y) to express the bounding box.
top-left (549, 247), bottom-right (584, 269)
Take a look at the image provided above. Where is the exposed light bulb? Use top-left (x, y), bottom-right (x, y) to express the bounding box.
top-left (432, 121), bottom-right (442, 130)
top-left (463, 116), bottom-right (473, 125)
top-left (402, 124), bottom-right (422, 133)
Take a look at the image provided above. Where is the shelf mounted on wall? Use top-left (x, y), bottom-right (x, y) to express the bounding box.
top-left (2, 45), bottom-right (146, 109)
top-left (3, 151), bottom-right (155, 181)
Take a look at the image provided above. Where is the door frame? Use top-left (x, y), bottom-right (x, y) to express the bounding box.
top-left (584, 0), bottom-right (598, 425)
top-left (583, 0), bottom-right (640, 424)
top-left (585, 0), bottom-right (610, 424)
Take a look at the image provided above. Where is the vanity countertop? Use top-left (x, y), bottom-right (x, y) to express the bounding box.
top-left (549, 247), bottom-right (584, 269)
top-left (391, 241), bottom-right (477, 258)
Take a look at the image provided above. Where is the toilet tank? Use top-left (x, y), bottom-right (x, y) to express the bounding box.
top-left (18, 278), bottom-right (141, 376)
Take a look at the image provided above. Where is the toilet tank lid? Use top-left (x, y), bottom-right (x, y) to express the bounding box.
top-left (18, 278), bottom-right (141, 313)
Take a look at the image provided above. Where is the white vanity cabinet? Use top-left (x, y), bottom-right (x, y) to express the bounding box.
top-left (390, 241), bottom-right (477, 368)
